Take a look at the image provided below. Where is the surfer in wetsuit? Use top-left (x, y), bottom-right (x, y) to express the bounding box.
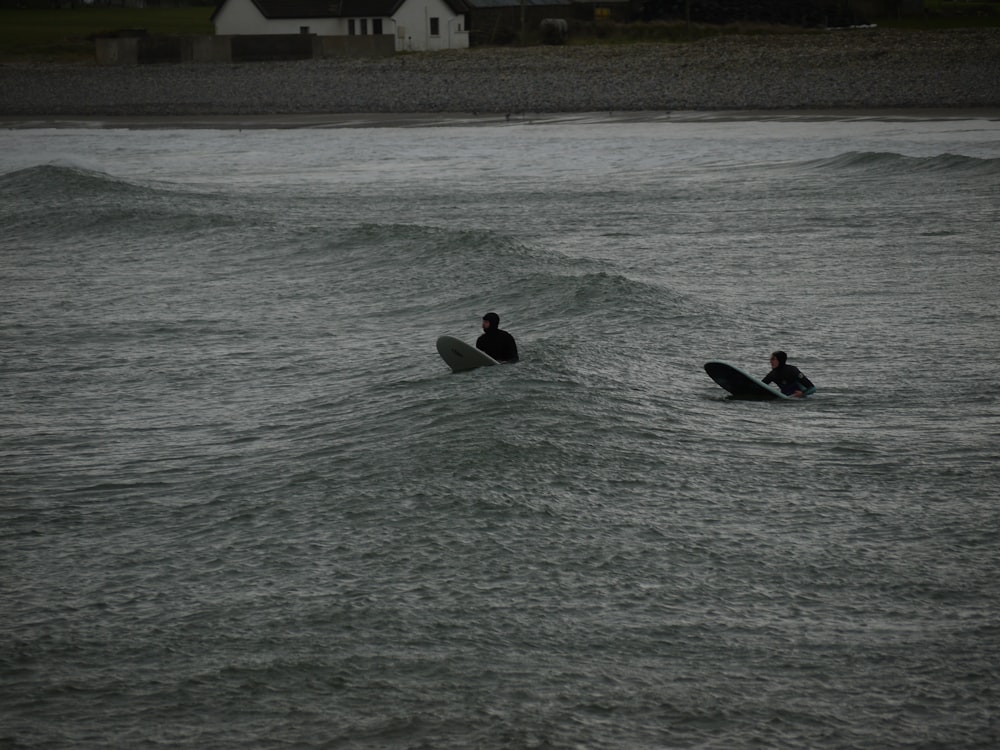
top-left (762, 351), bottom-right (815, 398)
top-left (476, 312), bottom-right (519, 363)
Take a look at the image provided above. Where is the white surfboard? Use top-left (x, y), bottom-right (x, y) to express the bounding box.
top-left (436, 335), bottom-right (498, 372)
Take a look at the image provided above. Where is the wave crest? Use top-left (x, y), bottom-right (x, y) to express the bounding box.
top-left (803, 151), bottom-right (1000, 176)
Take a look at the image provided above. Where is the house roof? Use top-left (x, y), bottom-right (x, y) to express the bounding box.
top-left (214, 0), bottom-right (471, 22)
top-left (465, 0), bottom-right (571, 7)
top-left (247, 1), bottom-right (402, 17)
top-left (465, 0), bottom-right (631, 5)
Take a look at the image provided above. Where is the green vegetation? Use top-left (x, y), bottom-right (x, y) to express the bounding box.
top-left (0, 7), bottom-right (213, 62)
top-left (529, 5), bottom-right (999, 48)
top-left (556, 20), bottom-right (825, 47)
top-left (882, 0), bottom-right (1000, 29)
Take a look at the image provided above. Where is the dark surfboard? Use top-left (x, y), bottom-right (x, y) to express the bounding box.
top-left (704, 360), bottom-right (789, 400)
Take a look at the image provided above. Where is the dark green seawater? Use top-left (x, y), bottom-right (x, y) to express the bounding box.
top-left (2, 115), bottom-right (998, 748)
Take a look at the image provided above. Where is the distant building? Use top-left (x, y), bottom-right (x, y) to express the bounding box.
top-left (211, 0), bottom-right (472, 52)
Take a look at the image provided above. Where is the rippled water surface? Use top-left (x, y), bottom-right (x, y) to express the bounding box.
top-left (2, 115), bottom-right (999, 749)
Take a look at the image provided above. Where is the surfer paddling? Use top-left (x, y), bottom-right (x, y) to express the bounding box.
top-left (762, 351), bottom-right (815, 398)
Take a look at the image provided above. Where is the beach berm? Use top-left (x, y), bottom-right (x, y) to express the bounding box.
top-left (1, 29), bottom-right (998, 118)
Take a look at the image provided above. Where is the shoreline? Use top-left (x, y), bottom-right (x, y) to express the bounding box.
top-left (3, 108), bottom-right (1000, 130)
top-left (2, 29), bottom-right (999, 122)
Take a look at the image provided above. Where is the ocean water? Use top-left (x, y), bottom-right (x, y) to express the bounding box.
top-left (2, 113), bottom-right (998, 749)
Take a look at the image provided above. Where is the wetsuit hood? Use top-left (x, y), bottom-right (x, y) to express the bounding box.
top-left (483, 312), bottom-right (500, 331)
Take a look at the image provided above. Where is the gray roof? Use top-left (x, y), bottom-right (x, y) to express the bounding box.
top-left (463, 0), bottom-right (630, 6)
top-left (214, 0), bottom-right (471, 21)
top-left (465, 0), bottom-right (571, 7)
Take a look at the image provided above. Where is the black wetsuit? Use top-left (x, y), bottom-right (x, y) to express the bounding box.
top-left (476, 328), bottom-right (519, 363)
top-left (762, 364), bottom-right (815, 396)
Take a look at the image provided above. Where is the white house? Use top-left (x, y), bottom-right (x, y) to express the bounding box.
top-left (212, 0), bottom-right (471, 52)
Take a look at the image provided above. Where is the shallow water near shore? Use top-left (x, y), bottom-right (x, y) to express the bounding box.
top-left (2, 115), bottom-right (999, 749)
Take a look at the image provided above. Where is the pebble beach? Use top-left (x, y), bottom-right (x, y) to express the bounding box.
top-left (1, 28), bottom-right (999, 123)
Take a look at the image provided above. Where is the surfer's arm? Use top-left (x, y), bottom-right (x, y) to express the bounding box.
top-left (503, 336), bottom-right (519, 363)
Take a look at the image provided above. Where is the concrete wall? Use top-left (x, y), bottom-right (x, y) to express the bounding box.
top-left (96, 37), bottom-right (138, 65)
top-left (186, 36), bottom-right (233, 64)
top-left (96, 34), bottom-right (395, 65)
top-left (229, 34), bottom-right (314, 62)
top-left (316, 35), bottom-right (399, 59)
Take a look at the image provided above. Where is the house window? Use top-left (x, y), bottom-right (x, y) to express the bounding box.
top-left (348, 19), bottom-right (355, 36)
top-left (299, 26), bottom-right (309, 34)
top-left (373, 19), bottom-right (383, 35)
top-left (429, 17), bottom-right (440, 36)
top-left (360, 18), bottom-right (368, 35)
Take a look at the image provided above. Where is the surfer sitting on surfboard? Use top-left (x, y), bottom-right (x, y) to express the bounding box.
top-left (762, 351), bottom-right (815, 398)
top-left (476, 312), bottom-right (519, 363)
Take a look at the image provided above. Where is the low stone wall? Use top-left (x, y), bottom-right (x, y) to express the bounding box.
top-left (95, 34), bottom-right (395, 65)
top-left (316, 35), bottom-right (397, 59)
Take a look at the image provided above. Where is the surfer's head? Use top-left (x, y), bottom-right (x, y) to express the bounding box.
top-left (482, 312), bottom-right (500, 331)
top-left (771, 350), bottom-right (787, 367)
